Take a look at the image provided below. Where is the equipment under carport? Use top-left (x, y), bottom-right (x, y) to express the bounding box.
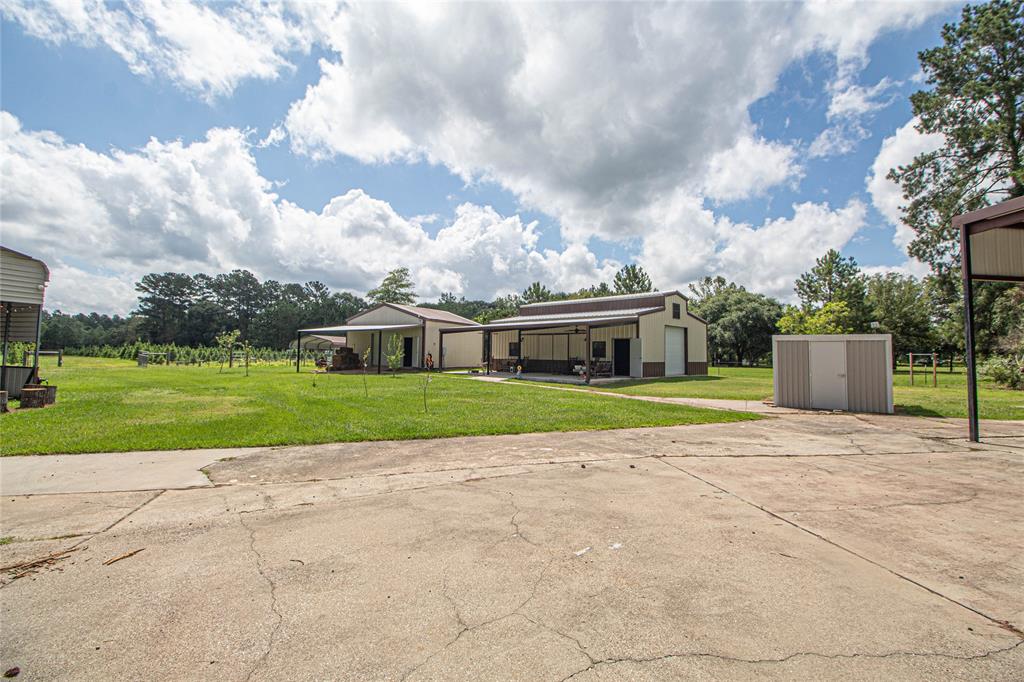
top-left (772, 334), bottom-right (893, 414)
top-left (331, 347), bottom-right (362, 371)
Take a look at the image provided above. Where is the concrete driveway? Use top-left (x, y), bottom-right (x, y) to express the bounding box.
top-left (1, 413), bottom-right (1021, 680)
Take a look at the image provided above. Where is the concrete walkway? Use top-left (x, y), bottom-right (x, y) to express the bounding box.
top-left (1, 413), bottom-right (1021, 680)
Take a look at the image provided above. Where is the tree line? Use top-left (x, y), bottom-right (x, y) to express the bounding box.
top-left (40, 263), bottom-right (657, 351)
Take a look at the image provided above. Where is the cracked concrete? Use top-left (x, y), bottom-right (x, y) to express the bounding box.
top-left (0, 412), bottom-right (1021, 679)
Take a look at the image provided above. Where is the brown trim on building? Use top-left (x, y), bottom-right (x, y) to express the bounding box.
top-left (686, 361), bottom-right (708, 376)
top-left (642, 362), bottom-right (665, 378)
top-left (520, 294), bottom-right (665, 316)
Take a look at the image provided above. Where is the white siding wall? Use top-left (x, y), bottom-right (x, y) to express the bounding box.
top-left (0, 250), bottom-right (47, 305)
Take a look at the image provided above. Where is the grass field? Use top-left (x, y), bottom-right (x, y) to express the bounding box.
top-left (574, 366), bottom-right (1023, 421)
top-left (0, 357), bottom-right (758, 456)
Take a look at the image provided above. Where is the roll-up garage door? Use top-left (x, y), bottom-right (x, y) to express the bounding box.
top-left (665, 327), bottom-right (686, 375)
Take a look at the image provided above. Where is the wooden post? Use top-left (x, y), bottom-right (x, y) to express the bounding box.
top-left (909, 353), bottom-right (914, 386)
top-left (58, 349), bottom-right (63, 367)
top-left (933, 353), bottom-right (937, 388)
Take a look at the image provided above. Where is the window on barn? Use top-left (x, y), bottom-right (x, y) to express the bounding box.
top-left (592, 341), bottom-right (606, 358)
top-left (672, 303), bottom-right (681, 319)
top-left (509, 341), bottom-right (520, 357)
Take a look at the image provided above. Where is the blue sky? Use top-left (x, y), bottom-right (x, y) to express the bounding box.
top-left (0, 2), bottom-right (955, 314)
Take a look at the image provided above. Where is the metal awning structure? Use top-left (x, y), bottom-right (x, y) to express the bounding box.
top-left (290, 334), bottom-right (348, 351)
top-left (439, 309), bottom-right (653, 383)
top-left (1, 247), bottom-right (50, 398)
top-left (295, 323), bottom-right (420, 374)
top-left (955, 196), bottom-right (1024, 441)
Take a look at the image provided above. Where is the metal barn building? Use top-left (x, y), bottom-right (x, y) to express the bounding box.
top-left (441, 291), bottom-right (708, 381)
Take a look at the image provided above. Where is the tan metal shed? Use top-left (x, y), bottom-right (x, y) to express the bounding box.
top-left (773, 334), bottom-right (893, 414)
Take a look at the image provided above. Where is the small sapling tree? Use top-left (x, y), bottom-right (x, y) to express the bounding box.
top-left (216, 330), bottom-right (240, 373)
top-left (385, 333), bottom-right (404, 377)
top-left (361, 346), bottom-right (372, 397)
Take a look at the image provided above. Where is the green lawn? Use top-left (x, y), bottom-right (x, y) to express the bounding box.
top-left (0, 357), bottom-right (758, 456)
top-left (573, 366), bottom-right (1023, 421)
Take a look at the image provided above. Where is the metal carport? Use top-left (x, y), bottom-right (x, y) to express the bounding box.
top-left (295, 324), bottom-right (419, 374)
top-left (955, 196), bottom-right (1024, 441)
top-left (1, 247), bottom-right (49, 398)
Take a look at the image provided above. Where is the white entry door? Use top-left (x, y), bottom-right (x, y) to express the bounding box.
top-left (629, 338), bottom-right (642, 377)
top-left (809, 341), bottom-right (848, 410)
top-left (665, 327), bottom-right (686, 376)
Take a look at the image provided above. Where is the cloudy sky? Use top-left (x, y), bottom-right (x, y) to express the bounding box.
top-left (0, 1), bottom-right (952, 315)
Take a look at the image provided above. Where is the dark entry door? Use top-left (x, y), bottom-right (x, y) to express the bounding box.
top-left (403, 337), bottom-right (414, 367)
top-left (613, 339), bottom-right (630, 376)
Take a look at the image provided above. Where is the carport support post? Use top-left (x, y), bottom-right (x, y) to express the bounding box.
top-left (585, 324), bottom-right (591, 385)
top-left (377, 330), bottom-right (383, 375)
top-left (485, 331), bottom-right (491, 375)
top-left (1, 303), bottom-right (10, 392)
top-left (960, 224), bottom-right (980, 442)
top-left (438, 330), bottom-right (444, 370)
top-left (32, 304), bottom-right (41, 379)
top-left (295, 331), bottom-right (302, 372)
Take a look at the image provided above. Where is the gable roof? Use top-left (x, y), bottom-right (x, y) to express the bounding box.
top-left (348, 302), bottom-right (479, 326)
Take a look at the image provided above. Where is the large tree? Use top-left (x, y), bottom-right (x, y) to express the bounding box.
top-left (690, 279), bottom-right (783, 366)
top-left (134, 273), bottom-right (199, 343)
top-left (889, 0), bottom-right (1024, 275)
top-left (521, 281), bottom-right (554, 304)
top-left (794, 249), bottom-right (869, 330)
top-left (612, 264), bottom-right (654, 294)
top-left (865, 273), bottom-right (935, 360)
top-left (367, 267), bottom-right (417, 305)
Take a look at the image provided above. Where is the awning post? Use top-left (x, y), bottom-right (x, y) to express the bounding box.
top-left (585, 324), bottom-right (592, 385)
top-left (377, 330), bottom-right (383, 374)
top-left (960, 224), bottom-right (980, 442)
top-left (295, 331), bottom-right (302, 373)
top-left (1, 303), bottom-right (10, 392)
top-left (32, 305), bottom-right (41, 380)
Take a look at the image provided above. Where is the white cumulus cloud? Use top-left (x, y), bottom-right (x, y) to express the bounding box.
top-left (867, 117), bottom-right (944, 251)
top-left (0, 112), bottom-right (617, 314)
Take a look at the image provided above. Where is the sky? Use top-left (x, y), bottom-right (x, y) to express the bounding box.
top-left (0, 1), bottom-right (956, 315)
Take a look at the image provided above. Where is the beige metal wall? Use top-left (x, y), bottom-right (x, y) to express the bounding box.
top-left (0, 250), bottom-right (47, 305)
top-left (427, 321), bottom-right (481, 367)
top-left (638, 293), bottom-right (707, 363)
top-left (970, 228), bottom-right (1024, 279)
top-left (845, 339), bottom-right (893, 413)
top-left (347, 329), bottom-right (423, 367)
top-left (772, 339), bottom-right (811, 409)
top-left (491, 325), bottom-right (636, 360)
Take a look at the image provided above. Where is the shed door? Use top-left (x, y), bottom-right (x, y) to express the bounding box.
top-left (665, 327), bottom-right (686, 376)
top-left (629, 338), bottom-right (642, 378)
top-left (809, 341), bottom-right (848, 410)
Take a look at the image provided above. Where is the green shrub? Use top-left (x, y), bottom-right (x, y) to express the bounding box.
top-left (980, 354), bottom-right (1024, 390)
